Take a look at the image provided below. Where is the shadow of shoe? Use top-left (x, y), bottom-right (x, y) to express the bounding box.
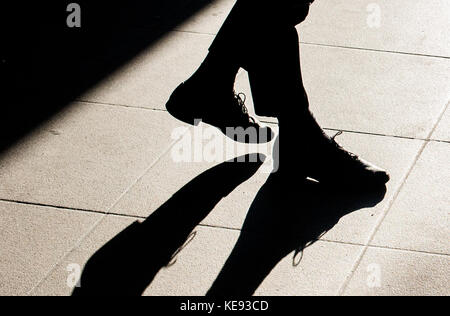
top-left (72, 154), bottom-right (265, 296)
top-left (206, 173), bottom-right (388, 297)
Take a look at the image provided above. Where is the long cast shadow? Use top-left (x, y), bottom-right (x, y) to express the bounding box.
top-left (73, 152), bottom-right (387, 296)
top-left (207, 173), bottom-right (387, 296)
top-left (72, 154), bottom-right (265, 296)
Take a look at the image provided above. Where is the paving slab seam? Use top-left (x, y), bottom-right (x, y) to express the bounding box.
top-left (168, 222), bottom-right (450, 258)
top-left (76, 99), bottom-right (167, 113)
top-left (172, 29), bottom-right (450, 60)
top-left (321, 238), bottom-right (450, 258)
top-left (73, 97), bottom-right (443, 144)
top-left (365, 244), bottom-right (450, 258)
top-left (26, 126), bottom-right (192, 295)
top-left (336, 100), bottom-right (450, 296)
top-left (173, 29), bottom-right (216, 37)
top-left (177, 223), bottom-right (450, 260)
top-left (3, 197), bottom-right (444, 260)
top-left (319, 128), bottom-right (426, 141)
top-left (299, 41), bottom-right (450, 60)
top-left (429, 139), bottom-right (450, 144)
top-left (0, 198), bottom-right (107, 216)
top-left (73, 100), bottom-right (441, 143)
top-left (300, 238), bottom-right (449, 257)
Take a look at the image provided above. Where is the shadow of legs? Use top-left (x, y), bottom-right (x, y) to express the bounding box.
top-left (207, 174), bottom-right (387, 297)
top-left (72, 154), bottom-right (265, 296)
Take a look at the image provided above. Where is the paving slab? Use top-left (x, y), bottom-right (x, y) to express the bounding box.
top-left (371, 142), bottom-right (450, 254)
top-left (431, 106), bottom-right (450, 142)
top-left (80, 31), bottom-right (213, 110)
top-left (0, 201), bottom-right (102, 296)
top-left (176, 0), bottom-right (450, 58)
top-left (0, 102), bottom-right (185, 212)
top-left (31, 215), bottom-right (134, 296)
top-left (175, 0), bottom-right (235, 35)
top-left (300, 45), bottom-right (450, 138)
top-left (300, 0), bottom-right (450, 58)
top-left (343, 247), bottom-right (450, 296)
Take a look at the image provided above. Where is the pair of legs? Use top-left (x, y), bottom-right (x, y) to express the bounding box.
top-left (196, 0), bottom-right (310, 119)
top-left (167, 0), bottom-right (389, 186)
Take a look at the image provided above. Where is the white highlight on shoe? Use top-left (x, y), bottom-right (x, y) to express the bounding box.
top-left (170, 120), bottom-right (279, 174)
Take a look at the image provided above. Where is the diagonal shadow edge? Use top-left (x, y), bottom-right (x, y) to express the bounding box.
top-left (1, 0), bottom-right (216, 154)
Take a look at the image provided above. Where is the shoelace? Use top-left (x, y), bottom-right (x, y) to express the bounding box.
top-left (331, 130), bottom-right (343, 140)
top-left (331, 130), bottom-right (359, 161)
top-left (234, 92), bottom-right (256, 124)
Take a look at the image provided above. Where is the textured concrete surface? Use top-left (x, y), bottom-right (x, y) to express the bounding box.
top-left (343, 247), bottom-right (450, 296)
top-left (1, 0), bottom-right (449, 296)
top-left (371, 142), bottom-right (450, 254)
top-left (432, 106), bottom-right (450, 142)
top-left (0, 201), bottom-right (102, 296)
top-left (80, 31), bottom-right (213, 110)
top-left (0, 103), bottom-right (185, 211)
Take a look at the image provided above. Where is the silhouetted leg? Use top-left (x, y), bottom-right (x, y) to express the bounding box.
top-left (204, 1), bottom-right (313, 170)
top-left (188, 0), bottom-right (273, 96)
top-left (165, 0), bottom-right (281, 143)
top-left (169, 0), bottom-right (390, 183)
top-left (213, 2), bottom-right (390, 184)
top-left (205, 0), bottom-right (312, 93)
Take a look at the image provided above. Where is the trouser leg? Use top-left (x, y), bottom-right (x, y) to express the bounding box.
top-left (209, 0), bottom-right (311, 118)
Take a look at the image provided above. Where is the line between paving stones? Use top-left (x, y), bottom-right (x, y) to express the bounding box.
top-left (2, 195), bottom-right (448, 261)
top-left (299, 41), bottom-right (450, 60)
top-left (76, 99), bottom-right (168, 113)
top-left (194, 224), bottom-right (450, 258)
top-left (172, 29), bottom-right (450, 60)
top-left (76, 100), bottom-right (447, 143)
top-left (26, 126), bottom-right (192, 295)
top-left (337, 100), bottom-right (450, 295)
top-left (0, 198), bottom-right (107, 216)
top-left (3, 195), bottom-right (447, 259)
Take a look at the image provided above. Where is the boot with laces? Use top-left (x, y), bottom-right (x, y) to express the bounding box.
top-left (166, 79), bottom-right (274, 144)
top-left (279, 113), bottom-right (389, 188)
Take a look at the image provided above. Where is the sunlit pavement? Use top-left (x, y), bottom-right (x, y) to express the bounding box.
top-left (0, 0), bottom-right (449, 296)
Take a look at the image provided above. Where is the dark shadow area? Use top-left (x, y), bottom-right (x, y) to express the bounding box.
top-left (72, 153), bottom-right (387, 296)
top-left (207, 174), bottom-right (387, 296)
top-left (72, 154), bottom-right (265, 296)
top-left (0, 0), bottom-right (214, 153)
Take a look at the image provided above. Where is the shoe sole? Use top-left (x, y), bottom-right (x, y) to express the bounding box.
top-left (166, 83), bottom-right (274, 144)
